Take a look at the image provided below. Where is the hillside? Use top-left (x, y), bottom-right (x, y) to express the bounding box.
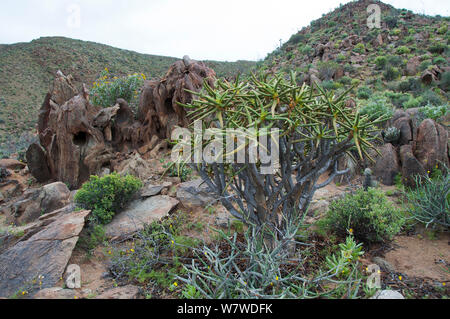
top-left (0, 37), bottom-right (256, 156)
top-left (260, 0), bottom-right (449, 118)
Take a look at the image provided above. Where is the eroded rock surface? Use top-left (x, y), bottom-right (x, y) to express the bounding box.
top-left (0, 209), bottom-right (90, 298)
top-left (27, 59), bottom-right (216, 188)
top-left (104, 195), bottom-right (179, 239)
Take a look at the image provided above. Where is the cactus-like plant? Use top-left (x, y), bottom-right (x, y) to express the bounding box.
top-left (176, 72), bottom-right (387, 238)
top-left (382, 127), bottom-right (401, 144)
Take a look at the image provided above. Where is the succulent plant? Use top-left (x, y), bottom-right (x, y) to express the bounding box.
top-left (382, 127), bottom-right (401, 144)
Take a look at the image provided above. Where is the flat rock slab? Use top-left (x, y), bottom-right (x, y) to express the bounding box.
top-left (0, 209), bottom-right (90, 298)
top-left (96, 285), bottom-right (140, 299)
top-left (141, 182), bottom-right (172, 198)
top-left (105, 195), bottom-right (179, 239)
top-left (176, 179), bottom-right (218, 207)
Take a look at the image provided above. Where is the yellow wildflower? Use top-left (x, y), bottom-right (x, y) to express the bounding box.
top-left (173, 282), bottom-right (178, 287)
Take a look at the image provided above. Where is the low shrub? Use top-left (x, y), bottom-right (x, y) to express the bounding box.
top-left (75, 173), bottom-right (143, 224)
top-left (353, 43), bottom-right (365, 54)
top-left (396, 46), bottom-right (411, 55)
top-left (322, 188), bottom-right (405, 244)
top-left (383, 66), bottom-right (401, 81)
top-left (359, 94), bottom-right (394, 121)
top-left (405, 168), bottom-right (449, 229)
top-left (357, 86), bottom-right (372, 99)
top-left (90, 68), bottom-right (146, 111)
top-left (419, 104), bottom-right (449, 121)
top-left (374, 56), bottom-right (387, 69)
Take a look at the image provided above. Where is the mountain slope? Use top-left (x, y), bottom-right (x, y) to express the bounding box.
top-left (260, 0), bottom-right (449, 115)
top-left (0, 36), bottom-right (256, 153)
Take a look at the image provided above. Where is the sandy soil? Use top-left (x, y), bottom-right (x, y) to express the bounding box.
top-left (384, 233), bottom-right (450, 283)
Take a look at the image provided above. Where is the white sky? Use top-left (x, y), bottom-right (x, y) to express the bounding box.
top-left (0, 0), bottom-right (448, 61)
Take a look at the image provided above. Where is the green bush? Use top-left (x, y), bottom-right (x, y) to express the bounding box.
top-left (420, 90), bottom-right (443, 106)
top-left (353, 43), bottom-right (365, 54)
top-left (91, 68), bottom-right (145, 110)
top-left (374, 56), bottom-right (387, 69)
top-left (405, 168), bottom-right (449, 229)
top-left (396, 46), bottom-right (411, 55)
top-left (359, 94), bottom-right (394, 121)
top-left (75, 173), bottom-right (143, 224)
top-left (323, 188), bottom-right (405, 244)
top-left (419, 104), bottom-right (449, 121)
top-left (433, 56), bottom-right (447, 66)
top-left (440, 71), bottom-right (450, 91)
top-left (383, 66), bottom-right (401, 81)
top-left (428, 42), bottom-right (446, 54)
top-left (357, 86), bottom-right (372, 99)
top-left (419, 60), bottom-right (432, 72)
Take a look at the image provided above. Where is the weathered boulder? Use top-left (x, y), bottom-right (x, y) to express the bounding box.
top-left (0, 209), bottom-right (90, 298)
top-left (400, 145), bottom-right (427, 188)
top-left (371, 290), bottom-right (405, 299)
top-left (95, 285), bottom-right (140, 299)
top-left (374, 143), bottom-right (401, 186)
top-left (406, 56), bottom-right (420, 76)
top-left (104, 195), bottom-right (179, 239)
top-left (176, 178), bottom-right (218, 207)
top-left (33, 287), bottom-right (78, 299)
top-left (137, 56), bottom-right (216, 145)
top-left (28, 59), bottom-right (216, 188)
top-left (3, 182), bottom-right (70, 225)
top-left (30, 71), bottom-right (114, 188)
top-left (421, 65), bottom-right (443, 85)
top-left (113, 153), bottom-right (153, 181)
top-left (141, 182), bottom-right (172, 198)
top-left (25, 143), bottom-right (51, 183)
top-left (0, 159), bottom-right (26, 171)
top-left (393, 117), bottom-right (413, 146)
top-left (414, 119), bottom-right (449, 173)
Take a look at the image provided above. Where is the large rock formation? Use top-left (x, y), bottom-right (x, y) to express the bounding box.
top-left (1, 182), bottom-right (71, 225)
top-left (136, 56), bottom-right (216, 146)
top-left (374, 109), bottom-right (449, 187)
top-left (27, 58), bottom-right (216, 188)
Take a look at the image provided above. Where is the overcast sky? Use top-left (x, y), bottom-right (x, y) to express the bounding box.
top-left (0, 0), bottom-right (448, 61)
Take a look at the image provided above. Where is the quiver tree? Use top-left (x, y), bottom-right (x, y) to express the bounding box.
top-left (175, 72), bottom-right (385, 239)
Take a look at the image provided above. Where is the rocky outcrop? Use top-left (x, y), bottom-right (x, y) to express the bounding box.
top-left (0, 209), bottom-right (90, 298)
top-left (400, 145), bottom-right (427, 188)
top-left (374, 143), bottom-right (401, 186)
top-left (2, 182), bottom-right (71, 225)
top-left (176, 178), bottom-right (218, 207)
top-left (96, 285), bottom-right (140, 299)
top-left (136, 56), bottom-right (216, 148)
top-left (104, 195), bottom-right (179, 239)
top-left (374, 111), bottom-right (449, 187)
top-left (421, 65), bottom-right (443, 85)
top-left (27, 58), bottom-right (216, 188)
top-left (414, 119), bottom-right (449, 172)
top-left (25, 143), bottom-right (51, 183)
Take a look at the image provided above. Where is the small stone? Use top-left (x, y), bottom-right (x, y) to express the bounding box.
top-left (96, 285), bottom-right (140, 299)
top-left (372, 257), bottom-right (396, 274)
top-left (370, 290), bottom-right (405, 299)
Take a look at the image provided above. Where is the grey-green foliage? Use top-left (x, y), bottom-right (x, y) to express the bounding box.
top-left (176, 222), bottom-right (365, 299)
top-left (405, 167), bottom-right (449, 229)
top-left (383, 127), bottom-right (401, 144)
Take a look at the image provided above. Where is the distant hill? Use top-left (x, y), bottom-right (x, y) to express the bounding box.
top-left (259, 0), bottom-right (448, 116)
top-left (0, 36), bottom-right (256, 155)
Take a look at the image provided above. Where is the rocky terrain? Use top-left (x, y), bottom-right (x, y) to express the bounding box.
top-left (0, 0), bottom-right (448, 300)
top-left (0, 37), bottom-right (256, 156)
